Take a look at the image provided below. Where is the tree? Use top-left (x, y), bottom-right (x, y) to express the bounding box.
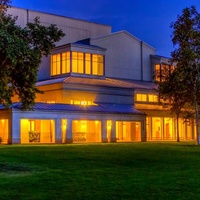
top-left (0, 0), bottom-right (65, 109)
top-left (157, 67), bottom-right (187, 142)
top-left (170, 5), bottom-right (200, 144)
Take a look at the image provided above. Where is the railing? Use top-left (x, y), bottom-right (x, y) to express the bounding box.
top-left (29, 131), bottom-right (40, 143)
top-left (73, 132), bottom-right (86, 142)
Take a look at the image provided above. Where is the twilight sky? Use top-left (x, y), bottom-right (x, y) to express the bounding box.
top-left (11, 0), bottom-right (200, 57)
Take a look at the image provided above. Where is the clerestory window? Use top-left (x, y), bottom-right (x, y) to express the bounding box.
top-left (136, 94), bottom-right (158, 103)
top-left (51, 51), bottom-right (104, 76)
top-left (154, 64), bottom-right (175, 82)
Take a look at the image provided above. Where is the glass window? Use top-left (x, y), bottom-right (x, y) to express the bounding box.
top-left (72, 52), bottom-right (84, 74)
top-left (72, 120), bottom-right (101, 143)
top-left (116, 121), bottom-right (141, 142)
top-left (78, 53), bottom-right (84, 73)
top-left (62, 52), bottom-right (70, 74)
top-left (72, 52), bottom-right (78, 73)
top-left (85, 54), bottom-right (91, 74)
top-left (92, 54), bottom-right (104, 75)
top-left (148, 94), bottom-right (158, 102)
top-left (51, 52), bottom-right (104, 76)
top-left (164, 118), bottom-right (173, 140)
top-left (21, 119), bottom-right (55, 144)
top-left (51, 54), bottom-right (61, 75)
top-left (0, 119), bottom-right (9, 144)
top-left (152, 117), bottom-right (162, 140)
top-left (136, 94), bottom-right (147, 102)
top-left (71, 99), bottom-right (94, 106)
top-left (154, 64), bottom-right (175, 82)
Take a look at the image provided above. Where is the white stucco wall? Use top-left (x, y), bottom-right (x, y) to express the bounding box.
top-left (8, 7), bottom-right (111, 46)
top-left (91, 31), bottom-right (156, 81)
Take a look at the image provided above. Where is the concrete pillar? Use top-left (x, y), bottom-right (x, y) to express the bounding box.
top-left (66, 119), bottom-right (73, 143)
top-left (55, 118), bottom-right (62, 144)
top-left (111, 120), bottom-right (116, 142)
top-left (101, 119), bottom-right (107, 143)
top-left (12, 117), bottom-right (20, 144)
top-left (141, 119), bottom-right (146, 142)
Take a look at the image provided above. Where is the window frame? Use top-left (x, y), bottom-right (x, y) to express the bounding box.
top-left (51, 51), bottom-right (104, 77)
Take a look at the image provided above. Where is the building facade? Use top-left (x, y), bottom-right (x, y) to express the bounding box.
top-left (0, 7), bottom-right (196, 144)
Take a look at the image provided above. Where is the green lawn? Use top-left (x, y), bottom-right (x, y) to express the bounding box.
top-left (0, 143), bottom-right (200, 200)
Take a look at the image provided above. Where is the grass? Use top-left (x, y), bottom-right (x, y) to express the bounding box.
top-left (0, 142), bottom-right (200, 200)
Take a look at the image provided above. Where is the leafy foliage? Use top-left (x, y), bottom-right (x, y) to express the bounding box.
top-left (157, 5), bottom-right (200, 143)
top-left (157, 68), bottom-right (187, 116)
top-left (0, 0), bottom-right (65, 109)
top-left (171, 5), bottom-right (200, 144)
top-left (156, 66), bottom-right (187, 141)
top-left (170, 6), bottom-right (200, 102)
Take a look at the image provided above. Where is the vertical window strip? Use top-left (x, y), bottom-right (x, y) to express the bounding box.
top-left (62, 52), bottom-right (70, 74)
top-left (51, 54), bottom-right (61, 75)
top-left (85, 53), bottom-right (91, 74)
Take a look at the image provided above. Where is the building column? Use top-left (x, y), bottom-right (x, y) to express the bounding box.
top-left (12, 117), bottom-right (20, 144)
top-left (111, 120), bottom-right (116, 142)
top-left (101, 119), bottom-right (107, 143)
top-left (66, 119), bottom-right (73, 143)
top-left (141, 119), bottom-right (146, 142)
top-left (55, 118), bottom-right (62, 144)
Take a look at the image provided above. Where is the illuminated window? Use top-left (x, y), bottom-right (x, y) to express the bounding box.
top-left (51, 54), bottom-right (61, 75)
top-left (71, 100), bottom-right (95, 106)
top-left (148, 94), bottom-right (158, 102)
top-left (154, 64), bottom-right (175, 82)
top-left (40, 101), bottom-right (56, 104)
top-left (28, 120), bottom-right (35, 131)
top-left (136, 94), bottom-right (147, 102)
top-left (51, 51), bottom-right (104, 76)
top-left (116, 121), bottom-right (141, 142)
top-left (154, 64), bottom-right (161, 82)
top-left (152, 117), bottom-right (162, 140)
top-left (72, 120), bottom-right (101, 143)
top-left (85, 53), bottom-right (91, 74)
top-left (62, 52), bottom-right (70, 73)
top-left (80, 120), bottom-right (87, 132)
top-left (0, 119), bottom-right (9, 144)
top-left (46, 101), bottom-right (56, 104)
top-left (72, 52), bottom-right (84, 73)
top-left (136, 93), bottom-right (159, 103)
top-left (92, 54), bottom-right (104, 75)
top-left (164, 118), bottom-right (173, 140)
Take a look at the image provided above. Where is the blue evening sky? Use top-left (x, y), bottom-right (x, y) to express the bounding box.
top-left (11, 0), bottom-right (200, 57)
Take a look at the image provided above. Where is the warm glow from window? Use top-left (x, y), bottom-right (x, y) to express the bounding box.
top-left (71, 99), bottom-right (95, 106)
top-left (21, 119), bottom-right (55, 144)
top-left (72, 52), bottom-right (84, 73)
top-left (116, 121), bottom-right (141, 142)
top-left (62, 52), bottom-right (70, 73)
top-left (136, 94), bottom-right (147, 102)
top-left (81, 101), bottom-right (87, 105)
top-left (0, 119), bottom-right (8, 144)
top-left (85, 53), bottom-right (91, 74)
top-left (80, 120), bottom-right (87, 132)
top-left (148, 94), bottom-right (158, 102)
top-left (28, 120), bottom-right (35, 131)
top-left (92, 54), bottom-right (104, 75)
top-left (51, 54), bottom-right (61, 75)
top-left (107, 120), bottom-right (111, 130)
top-left (51, 51), bottom-right (104, 76)
top-left (72, 120), bottom-right (101, 143)
top-left (40, 101), bottom-right (56, 104)
top-left (136, 93), bottom-right (158, 103)
top-left (154, 64), bottom-right (175, 82)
